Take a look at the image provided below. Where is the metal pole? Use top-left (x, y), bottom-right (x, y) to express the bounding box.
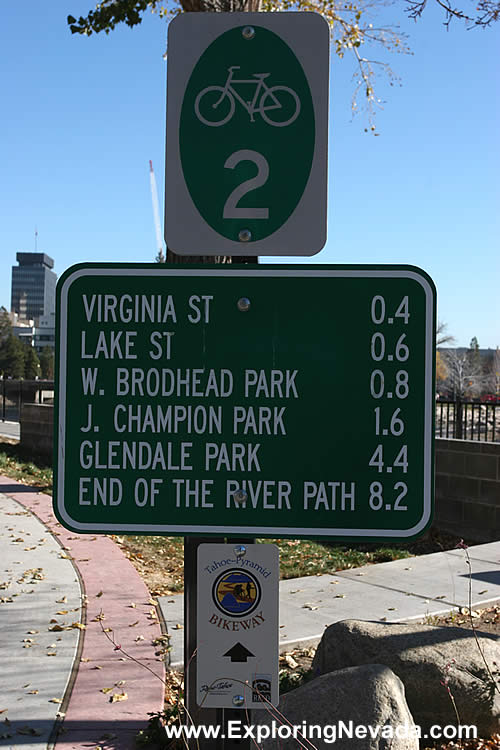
top-left (184, 536), bottom-right (221, 749)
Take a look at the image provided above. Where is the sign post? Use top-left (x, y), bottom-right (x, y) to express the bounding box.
top-left (55, 262), bottom-right (435, 738)
top-left (165, 12), bottom-right (329, 257)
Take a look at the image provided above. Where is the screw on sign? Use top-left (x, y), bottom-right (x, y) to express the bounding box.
top-left (165, 12), bottom-right (329, 256)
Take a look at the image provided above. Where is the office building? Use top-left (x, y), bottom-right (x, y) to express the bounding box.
top-left (11, 252), bottom-right (57, 323)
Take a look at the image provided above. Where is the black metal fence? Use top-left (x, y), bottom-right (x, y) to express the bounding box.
top-left (1, 380), bottom-right (55, 422)
top-left (436, 399), bottom-right (499, 443)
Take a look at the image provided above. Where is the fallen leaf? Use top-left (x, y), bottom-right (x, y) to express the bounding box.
top-left (110, 692), bottom-right (128, 703)
top-left (100, 687), bottom-right (113, 694)
top-left (49, 625), bottom-right (65, 632)
top-left (172, 623), bottom-right (183, 630)
top-left (129, 602), bottom-right (136, 608)
top-left (70, 622), bottom-right (86, 630)
top-left (49, 698), bottom-right (62, 704)
top-left (96, 591), bottom-right (103, 598)
top-left (80, 658), bottom-right (90, 663)
top-left (114, 680), bottom-right (126, 687)
top-left (334, 594), bottom-right (346, 599)
top-left (56, 610), bottom-right (68, 615)
top-left (478, 589), bottom-right (488, 595)
top-left (47, 652), bottom-right (57, 657)
top-left (28, 690), bottom-right (39, 695)
top-left (135, 635), bottom-right (145, 642)
top-left (56, 597), bottom-right (68, 604)
top-left (284, 654), bottom-right (298, 669)
top-left (128, 621), bottom-right (139, 627)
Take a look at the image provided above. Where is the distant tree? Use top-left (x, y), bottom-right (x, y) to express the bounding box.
top-left (436, 321), bottom-right (455, 347)
top-left (443, 348), bottom-right (483, 400)
top-left (467, 336), bottom-right (482, 377)
top-left (494, 347), bottom-right (500, 396)
top-left (436, 350), bottom-right (447, 383)
top-left (39, 347), bottom-right (55, 379)
top-left (0, 333), bottom-right (26, 379)
top-left (483, 346), bottom-right (500, 396)
top-left (0, 307), bottom-right (11, 344)
top-left (24, 345), bottom-right (41, 380)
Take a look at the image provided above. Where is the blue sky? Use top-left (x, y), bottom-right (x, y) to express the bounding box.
top-left (1, 1), bottom-right (498, 348)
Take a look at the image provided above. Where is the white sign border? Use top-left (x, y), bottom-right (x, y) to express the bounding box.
top-left (56, 265), bottom-right (435, 538)
top-left (164, 12), bottom-right (329, 257)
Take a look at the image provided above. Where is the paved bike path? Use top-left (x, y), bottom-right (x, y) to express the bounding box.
top-left (0, 476), bottom-right (165, 750)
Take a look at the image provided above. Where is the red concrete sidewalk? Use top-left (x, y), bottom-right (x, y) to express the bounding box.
top-left (0, 475), bottom-right (166, 750)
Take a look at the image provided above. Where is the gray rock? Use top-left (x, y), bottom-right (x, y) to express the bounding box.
top-left (312, 619), bottom-right (500, 736)
top-left (254, 664), bottom-right (418, 750)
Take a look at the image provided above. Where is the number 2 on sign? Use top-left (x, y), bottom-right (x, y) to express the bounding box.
top-left (223, 149), bottom-right (269, 219)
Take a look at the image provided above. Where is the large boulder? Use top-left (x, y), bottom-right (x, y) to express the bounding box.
top-left (254, 664), bottom-right (418, 750)
top-left (312, 619), bottom-right (500, 736)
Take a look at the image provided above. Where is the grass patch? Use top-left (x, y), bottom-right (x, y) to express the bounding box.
top-left (264, 538), bottom-right (411, 578)
top-left (0, 439), bottom-right (52, 493)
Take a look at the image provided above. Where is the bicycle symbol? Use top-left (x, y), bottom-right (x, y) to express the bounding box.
top-left (194, 66), bottom-right (301, 128)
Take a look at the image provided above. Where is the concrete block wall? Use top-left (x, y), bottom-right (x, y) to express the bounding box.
top-left (20, 403), bottom-right (54, 462)
top-left (435, 437), bottom-right (500, 542)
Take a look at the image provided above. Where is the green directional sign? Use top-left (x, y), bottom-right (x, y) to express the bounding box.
top-left (165, 13), bottom-right (329, 256)
top-left (54, 264), bottom-right (435, 541)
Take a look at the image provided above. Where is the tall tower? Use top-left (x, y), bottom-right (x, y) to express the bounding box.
top-left (11, 252), bottom-right (57, 323)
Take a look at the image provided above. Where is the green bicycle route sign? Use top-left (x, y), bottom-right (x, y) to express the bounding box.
top-left (54, 264), bottom-right (435, 540)
top-left (165, 12), bottom-right (329, 256)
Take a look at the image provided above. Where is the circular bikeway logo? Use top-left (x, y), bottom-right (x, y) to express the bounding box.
top-left (212, 568), bottom-right (261, 618)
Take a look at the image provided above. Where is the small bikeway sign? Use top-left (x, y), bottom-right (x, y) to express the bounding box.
top-left (165, 12), bottom-right (329, 256)
top-left (197, 543), bottom-right (279, 709)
